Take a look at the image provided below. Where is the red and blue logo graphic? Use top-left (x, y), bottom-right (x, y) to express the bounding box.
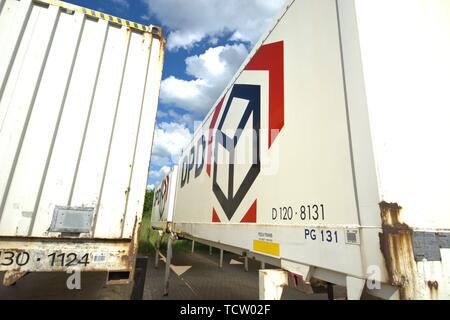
top-left (154, 175), bottom-right (170, 219)
top-left (212, 84), bottom-right (261, 221)
top-left (206, 41), bottom-right (285, 224)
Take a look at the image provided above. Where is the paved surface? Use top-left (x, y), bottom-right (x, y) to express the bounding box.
top-left (144, 247), bottom-right (342, 300)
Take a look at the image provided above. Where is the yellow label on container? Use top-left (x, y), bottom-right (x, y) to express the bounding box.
top-left (253, 240), bottom-right (280, 257)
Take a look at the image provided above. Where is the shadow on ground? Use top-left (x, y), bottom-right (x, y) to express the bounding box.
top-left (0, 271), bottom-right (133, 300)
top-left (144, 247), bottom-right (342, 300)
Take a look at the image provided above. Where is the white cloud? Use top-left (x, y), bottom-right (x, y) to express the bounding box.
top-left (160, 77), bottom-right (207, 113)
top-left (151, 122), bottom-right (193, 164)
top-left (157, 108), bottom-right (199, 131)
top-left (111, 0), bottom-right (129, 9)
top-left (144, 0), bottom-right (286, 50)
top-left (156, 110), bottom-right (168, 118)
top-left (151, 154), bottom-right (171, 167)
top-left (167, 110), bottom-right (196, 127)
top-left (147, 184), bottom-right (155, 191)
top-left (160, 44), bottom-right (249, 116)
top-left (149, 166), bottom-right (171, 179)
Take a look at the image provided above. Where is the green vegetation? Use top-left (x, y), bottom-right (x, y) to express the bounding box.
top-left (138, 213), bottom-right (153, 254)
top-left (147, 231), bottom-right (211, 254)
top-left (143, 189), bottom-right (154, 216)
top-left (138, 190), bottom-right (154, 254)
top-left (137, 190), bottom-right (213, 255)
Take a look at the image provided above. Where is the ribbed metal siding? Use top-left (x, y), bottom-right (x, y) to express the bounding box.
top-left (0, 0), bottom-right (164, 239)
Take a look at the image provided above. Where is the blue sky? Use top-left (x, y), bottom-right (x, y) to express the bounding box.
top-left (65, 0), bottom-right (285, 189)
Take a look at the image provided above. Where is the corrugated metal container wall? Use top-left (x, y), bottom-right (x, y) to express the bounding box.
top-left (0, 0), bottom-right (165, 240)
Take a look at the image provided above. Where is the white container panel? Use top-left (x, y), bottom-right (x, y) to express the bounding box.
top-left (1, 7), bottom-right (84, 237)
top-left (95, 30), bottom-right (151, 239)
top-left (122, 37), bottom-right (164, 238)
top-left (31, 17), bottom-right (109, 236)
top-left (69, 22), bottom-right (130, 213)
top-left (354, 0), bottom-right (450, 230)
top-left (0, 0), bottom-right (32, 101)
top-left (0, 4), bottom-right (60, 234)
top-left (0, 0), bottom-right (164, 243)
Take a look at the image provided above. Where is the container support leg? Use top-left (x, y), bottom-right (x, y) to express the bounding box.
top-left (163, 233), bottom-right (175, 296)
top-left (244, 255), bottom-right (249, 272)
top-left (191, 240), bottom-right (195, 253)
top-left (259, 269), bottom-right (288, 300)
top-left (154, 230), bottom-right (163, 269)
top-left (327, 283), bottom-right (334, 300)
top-left (219, 249), bottom-right (224, 269)
top-left (346, 276), bottom-right (366, 300)
top-left (209, 246), bottom-right (212, 256)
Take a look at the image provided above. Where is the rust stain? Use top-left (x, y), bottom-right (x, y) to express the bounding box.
top-left (428, 280), bottom-right (439, 289)
top-left (288, 272), bottom-right (314, 295)
top-left (149, 25), bottom-right (164, 41)
top-left (1, 243), bottom-right (131, 274)
top-left (158, 33), bottom-right (166, 64)
top-left (103, 216), bottom-right (141, 285)
top-left (428, 280), bottom-right (439, 299)
top-left (167, 222), bottom-right (173, 233)
top-left (379, 201), bottom-right (419, 300)
top-left (124, 216), bottom-right (140, 277)
top-left (2, 271), bottom-right (28, 286)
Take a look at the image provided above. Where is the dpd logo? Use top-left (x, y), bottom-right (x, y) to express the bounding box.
top-left (154, 175), bottom-right (169, 219)
top-left (212, 84), bottom-right (261, 220)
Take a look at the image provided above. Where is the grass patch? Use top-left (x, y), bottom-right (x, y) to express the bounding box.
top-left (138, 213), bottom-right (213, 255)
top-left (138, 213), bottom-right (153, 254)
top-left (137, 190), bottom-right (213, 255)
top-left (144, 229), bottom-right (196, 254)
top-left (153, 235), bottom-right (214, 255)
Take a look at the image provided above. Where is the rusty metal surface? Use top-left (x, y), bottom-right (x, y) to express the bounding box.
top-left (377, 201), bottom-right (450, 300)
top-left (122, 217), bottom-right (140, 283)
top-left (2, 270), bottom-right (28, 286)
top-left (378, 201), bottom-right (418, 299)
top-left (0, 215), bottom-right (141, 284)
top-left (288, 273), bottom-right (314, 295)
top-left (0, 239), bottom-right (133, 273)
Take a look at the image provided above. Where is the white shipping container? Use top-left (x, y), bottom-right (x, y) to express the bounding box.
top-left (151, 166), bottom-right (178, 232)
top-left (171, 0), bottom-right (450, 299)
top-left (0, 0), bottom-right (165, 284)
